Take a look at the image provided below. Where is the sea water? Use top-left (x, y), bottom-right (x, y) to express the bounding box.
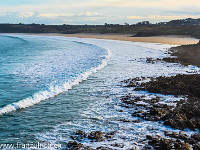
top-left (0, 34), bottom-right (199, 149)
top-left (0, 34), bottom-right (109, 144)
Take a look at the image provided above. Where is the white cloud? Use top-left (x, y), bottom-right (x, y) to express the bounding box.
top-left (127, 15), bottom-right (200, 20)
top-left (39, 13), bottom-right (74, 18)
top-left (1, 0), bottom-right (199, 14)
top-left (19, 11), bottom-right (35, 18)
top-left (0, 10), bottom-right (106, 24)
top-left (79, 11), bottom-right (99, 16)
top-left (1, 0), bottom-right (200, 24)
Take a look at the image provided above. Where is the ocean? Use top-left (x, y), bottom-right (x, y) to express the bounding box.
top-left (0, 34), bottom-right (199, 149)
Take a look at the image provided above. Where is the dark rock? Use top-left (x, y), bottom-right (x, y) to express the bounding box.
top-left (163, 98), bottom-right (200, 130)
top-left (146, 57), bottom-right (156, 64)
top-left (178, 132), bottom-right (189, 140)
top-left (121, 95), bottom-right (132, 100)
top-left (147, 135), bottom-right (173, 150)
top-left (150, 108), bottom-right (164, 116)
top-left (164, 131), bottom-right (189, 141)
top-left (111, 143), bottom-right (124, 148)
top-left (164, 43), bottom-right (200, 68)
top-left (146, 135), bottom-right (154, 140)
top-left (148, 137), bottom-right (160, 145)
top-left (188, 119), bottom-right (197, 130)
top-left (158, 138), bottom-right (173, 150)
top-left (191, 133), bottom-right (200, 141)
top-left (132, 110), bottom-right (144, 117)
top-left (164, 131), bottom-right (172, 136)
top-left (147, 135), bottom-right (195, 150)
top-left (150, 97), bottom-right (161, 104)
top-left (118, 119), bottom-right (132, 122)
top-left (68, 130), bottom-right (119, 149)
top-left (132, 119), bottom-right (141, 123)
top-left (67, 141), bottom-right (83, 149)
top-left (193, 143), bottom-right (200, 150)
top-left (141, 145), bottom-right (153, 150)
top-left (88, 131), bottom-right (104, 142)
top-left (174, 140), bottom-right (191, 150)
top-left (132, 74), bottom-right (200, 98)
top-left (71, 130), bottom-right (88, 141)
top-left (105, 131), bottom-right (117, 139)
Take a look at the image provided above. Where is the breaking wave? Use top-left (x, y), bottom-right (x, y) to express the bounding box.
top-left (0, 35), bottom-right (111, 115)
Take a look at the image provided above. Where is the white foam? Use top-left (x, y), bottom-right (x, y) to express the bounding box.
top-left (0, 46), bottom-right (111, 115)
top-left (32, 35), bottom-right (200, 149)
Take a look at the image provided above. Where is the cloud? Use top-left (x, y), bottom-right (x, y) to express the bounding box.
top-left (19, 11), bottom-right (35, 18)
top-left (79, 11), bottom-right (99, 16)
top-left (164, 10), bottom-right (200, 16)
top-left (127, 15), bottom-right (200, 21)
top-left (39, 13), bottom-right (74, 18)
top-left (1, 0), bottom-right (200, 24)
top-left (99, 0), bottom-right (200, 9)
top-left (127, 16), bottom-right (146, 20)
top-left (38, 11), bottom-right (101, 20)
top-left (1, 0), bottom-right (200, 14)
top-left (0, 11), bottom-right (107, 24)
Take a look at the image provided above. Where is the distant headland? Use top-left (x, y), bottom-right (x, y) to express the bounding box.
top-left (1, 18), bottom-right (200, 39)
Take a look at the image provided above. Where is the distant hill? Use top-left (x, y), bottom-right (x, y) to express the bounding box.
top-left (1, 18), bottom-right (200, 38)
top-left (159, 18), bottom-right (200, 26)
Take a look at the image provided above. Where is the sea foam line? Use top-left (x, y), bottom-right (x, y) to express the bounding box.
top-left (0, 48), bottom-right (111, 115)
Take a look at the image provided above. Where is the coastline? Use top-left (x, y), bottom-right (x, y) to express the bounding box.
top-left (120, 41), bottom-right (200, 149)
top-left (60, 34), bottom-right (200, 149)
top-left (1, 33), bottom-right (200, 149)
top-left (18, 33), bottom-right (199, 45)
top-left (53, 33), bottom-right (200, 149)
top-left (164, 42), bottom-right (200, 67)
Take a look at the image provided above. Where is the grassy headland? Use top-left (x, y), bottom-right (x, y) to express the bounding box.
top-left (1, 18), bottom-right (200, 39)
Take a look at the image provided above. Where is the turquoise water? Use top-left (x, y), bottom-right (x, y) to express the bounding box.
top-left (0, 35), bottom-right (108, 111)
top-left (0, 34), bottom-right (108, 145)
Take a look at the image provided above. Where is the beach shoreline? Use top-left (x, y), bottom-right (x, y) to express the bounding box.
top-left (15, 33), bottom-right (199, 45)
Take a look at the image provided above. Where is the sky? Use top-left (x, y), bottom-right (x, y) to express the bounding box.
top-left (0, 0), bottom-right (200, 25)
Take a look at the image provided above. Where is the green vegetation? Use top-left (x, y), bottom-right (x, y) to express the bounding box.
top-left (1, 18), bottom-right (200, 38)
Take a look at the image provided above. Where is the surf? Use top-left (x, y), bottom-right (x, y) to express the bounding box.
top-left (0, 34), bottom-right (111, 115)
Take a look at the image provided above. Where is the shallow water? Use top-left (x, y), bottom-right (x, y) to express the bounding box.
top-left (0, 34), bottom-right (199, 149)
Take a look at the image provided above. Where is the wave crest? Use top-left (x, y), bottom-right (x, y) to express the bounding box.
top-left (0, 46), bottom-right (111, 115)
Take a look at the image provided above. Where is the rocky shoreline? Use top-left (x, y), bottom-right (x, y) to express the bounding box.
top-left (65, 41), bottom-right (200, 150)
top-left (121, 74), bottom-right (200, 149)
top-left (65, 130), bottom-right (124, 150)
top-left (163, 41), bottom-right (200, 67)
top-left (124, 74), bottom-right (200, 130)
top-left (119, 41), bottom-right (200, 149)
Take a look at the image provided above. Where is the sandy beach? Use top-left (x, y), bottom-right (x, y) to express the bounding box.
top-left (63, 34), bottom-right (199, 45)
top-left (28, 33), bottom-right (199, 45)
